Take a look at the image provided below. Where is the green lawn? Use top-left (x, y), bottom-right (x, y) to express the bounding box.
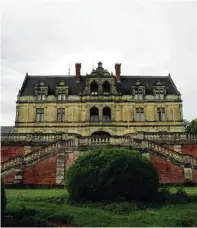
top-left (4, 187), bottom-right (197, 227)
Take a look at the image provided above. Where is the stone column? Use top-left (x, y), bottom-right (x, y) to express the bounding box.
top-left (56, 148), bottom-right (66, 185)
top-left (184, 168), bottom-right (193, 183)
top-left (174, 145), bottom-right (182, 153)
top-left (24, 146), bottom-right (32, 155)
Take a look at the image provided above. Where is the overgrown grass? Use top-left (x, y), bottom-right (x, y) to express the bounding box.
top-left (4, 187), bottom-right (197, 227)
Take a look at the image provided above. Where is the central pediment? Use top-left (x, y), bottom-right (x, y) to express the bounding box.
top-left (89, 62), bottom-right (112, 78)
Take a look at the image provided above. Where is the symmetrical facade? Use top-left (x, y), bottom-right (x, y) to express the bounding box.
top-left (14, 62), bottom-right (184, 136)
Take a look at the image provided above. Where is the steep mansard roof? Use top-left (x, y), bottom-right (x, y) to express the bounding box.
top-left (19, 75), bottom-right (180, 96)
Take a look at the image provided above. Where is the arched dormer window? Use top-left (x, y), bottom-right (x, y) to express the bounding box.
top-left (102, 81), bottom-right (110, 94)
top-left (90, 107), bottom-right (99, 121)
top-left (90, 81), bottom-right (98, 95)
top-left (103, 107), bottom-right (111, 121)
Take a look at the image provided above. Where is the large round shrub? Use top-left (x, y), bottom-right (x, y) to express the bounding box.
top-left (66, 148), bottom-right (159, 202)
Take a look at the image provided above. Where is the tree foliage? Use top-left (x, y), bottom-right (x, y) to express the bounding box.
top-left (1, 178), bottom-right (7, 226)
top-left (66, 148), bottom-right (159, 202)
top-left (186, 118), bottom-right (197, 135)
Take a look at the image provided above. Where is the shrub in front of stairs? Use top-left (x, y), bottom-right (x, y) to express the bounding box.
top-left (66, 148), bottom-right (159, 202)
top-left (1, 178), bottom-right (7, 226)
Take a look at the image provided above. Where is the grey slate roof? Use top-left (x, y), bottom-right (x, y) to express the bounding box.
top-left (19, 75), bottom-right (180, 96)
top-left (1, 126), bottom-right (14, 133)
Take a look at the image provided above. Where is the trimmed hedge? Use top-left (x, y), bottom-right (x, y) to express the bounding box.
top-left (66, 148), bottom-right (159, 202)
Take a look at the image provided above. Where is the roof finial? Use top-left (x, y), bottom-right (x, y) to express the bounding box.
top-left (68, 65), bottom-right (70, 76)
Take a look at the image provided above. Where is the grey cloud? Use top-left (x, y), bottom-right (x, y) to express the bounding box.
top-left (1, 0), bottom-right (197, 125)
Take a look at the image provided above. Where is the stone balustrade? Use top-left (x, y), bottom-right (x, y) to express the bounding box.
top-left (1, 133), bottom-right (62, 143)
top-left (2, 132), bottom-right (197, 145)
top-left (1, 156), bottom-right (23, 171)
top-left (142, 132), bottom-right (197, 141)
top-left (2, 133), bottom-right (197, 173)
top-left (2, 140), bottom-right (64, 172)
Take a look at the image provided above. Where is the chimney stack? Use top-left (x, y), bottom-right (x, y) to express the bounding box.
top-left (115, 63), bottom-right (121, 82)
top-left (75, 63), bottom-right (81, 83)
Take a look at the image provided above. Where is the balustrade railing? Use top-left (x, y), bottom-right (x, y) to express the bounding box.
top-left (2, 133), bottom-right (197, 173)
top-left (1, 139), bottom-right (75, 172)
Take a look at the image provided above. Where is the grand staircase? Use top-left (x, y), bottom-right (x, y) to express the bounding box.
top-left (1, 134), bottom-right (197, 184)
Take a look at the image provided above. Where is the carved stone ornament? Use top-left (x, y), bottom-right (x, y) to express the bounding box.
top-left (56, 80), bottom-right (69, 96)
top-left (34, 81), bottom-right (49, 95)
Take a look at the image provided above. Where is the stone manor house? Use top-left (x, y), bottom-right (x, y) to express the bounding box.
top-left (14, 61), bottom-right (184, 135)
top-left (1, 62), bottom-right (197, 187)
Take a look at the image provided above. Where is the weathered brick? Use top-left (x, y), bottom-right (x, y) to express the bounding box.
top-left (23, 155), bottom-right (56, 185)
top-left (150, 154), bottom-right (185, 184)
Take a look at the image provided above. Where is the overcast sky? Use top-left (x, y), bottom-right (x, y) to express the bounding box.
top-left (1, 0), bottom-right (197, 126)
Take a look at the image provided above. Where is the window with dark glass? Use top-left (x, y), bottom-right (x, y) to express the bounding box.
top-left (136, 108), bottom-right (145, 121)
top-left (90, 107), bottom-right (99, 121)
top-left (102, 81), bottom-right (110, 94)
top-left (102, 107), bottom-right (111, 121)
top-left (36, 108), bottom-right (44, 122)
top-left (57, 108), bottom-right (65, 122)
top-left (90, 82), bottom-right (98, 95)
top-left (157, 107), bottom-right (166, 121)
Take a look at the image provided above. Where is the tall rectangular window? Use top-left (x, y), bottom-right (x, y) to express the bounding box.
top-left (155, 89), bottom-right (164, 100)
top-left (57, 93), bottom-right (66, 101)
top-left (37, 94), bottom-right (46, 101)
top-left (134, 89), bottom-right (143, 100)
top-left (36, 108), bottom-right (44, 122)
top-left (157, 107), bottom-right (166, 121)
top-left (136, 108), bottom-right (145, 121)
top-left (57, 108), bottom-right (65, 122)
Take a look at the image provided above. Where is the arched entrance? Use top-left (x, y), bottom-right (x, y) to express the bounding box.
top-left (91, 131), bottom-right (110, 144)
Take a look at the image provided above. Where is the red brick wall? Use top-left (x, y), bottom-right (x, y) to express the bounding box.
top-left (24, 155), bottom-right (57, 185)
top-left (1, 146), bottom-right (24, 163)
top-left (182, 145), bottom-right (197, 158)
top-left (66, 153), bottom-right (74, 170)
top-left (193, 170), bottom-right (197, 183)
top-left (3, 172), bottom-right (16, 184)
top-left (150, 154), bottom-right (184, 184)
top-left (1, 146), bottom-right (43, 163)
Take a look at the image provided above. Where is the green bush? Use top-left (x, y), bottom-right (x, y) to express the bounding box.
top-left (1, 178), bottom-right (6, 226)
top-left (66, 148), bottom-right (159, 202)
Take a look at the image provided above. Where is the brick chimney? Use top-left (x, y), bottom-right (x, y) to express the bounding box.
top-left (115, 63), bottom-right (121, 82)
top-left (75, 63), bottom-right (81, 83)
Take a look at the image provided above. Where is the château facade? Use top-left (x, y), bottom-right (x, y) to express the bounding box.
top-left (14, 62), bottom-right (184, 136)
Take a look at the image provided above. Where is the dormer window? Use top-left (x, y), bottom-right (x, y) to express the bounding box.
top-left (35, 82), bottom-right (48, 101)
top-left (102, 81), bottom-right (110, 95)
top-left (134, 88), bottom-right (143, 100)
top-left (37, 94), bottom-right (46, 101)
top-left (155, 89), bottom-right (165, 100)
top-left (132, 80), bottom-right (145, 100)
top-left (56, 81), bottom-right (68, 101)
top-left (57, 92), bottom-right (66, 101)
top-left (90, 81), bottom-right (98, 95)
top-left (153, 80), bottom-right (166, 100)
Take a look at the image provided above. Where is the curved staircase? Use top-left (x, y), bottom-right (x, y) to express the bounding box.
top-left (1, 134), bottom-right (197, 185)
